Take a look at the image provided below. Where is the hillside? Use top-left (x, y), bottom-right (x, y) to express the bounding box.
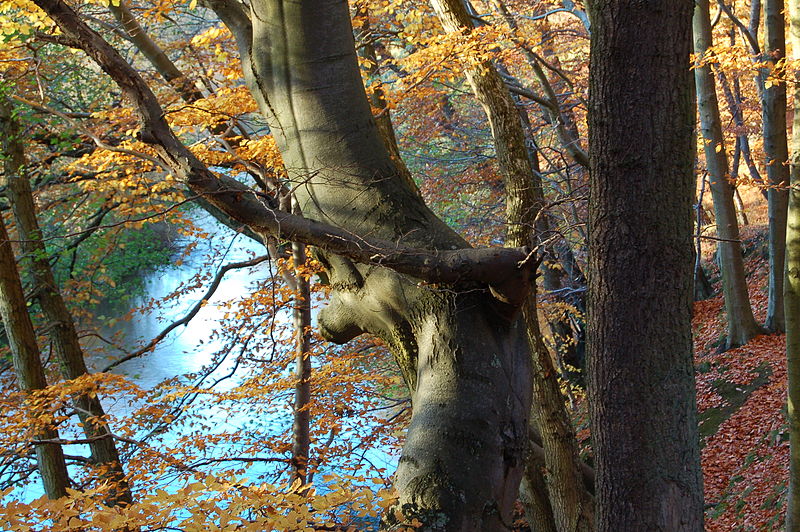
top-left (696, 186), bottom-right (788, 529)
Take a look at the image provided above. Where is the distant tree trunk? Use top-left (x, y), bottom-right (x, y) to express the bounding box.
top-left (694, 0), bottom-right (763, 349)
top-left (0, 219), bottom-right (69, 500)
top-left (429, 0), bottom-right (595, 530)
top-left (588, 1), bottom-right (704, 530)
top-left (290, 240), bottom-right (312, 484)
top-left (355, 9), bottom-right (421, 199)
top-left (763, 0), bottom-right (790, 332)
top-left (784, 0), bottom-right (800, 527)
top-left (0, 97), bottom-right (132, 506)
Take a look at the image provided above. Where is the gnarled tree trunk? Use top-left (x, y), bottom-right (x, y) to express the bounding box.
top-left (211, 1), bottom-right (534, 528)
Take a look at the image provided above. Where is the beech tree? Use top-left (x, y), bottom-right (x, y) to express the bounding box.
top-left (786, 0), bottom-right (800, 526)
top-left (694, 0), bottom-right (763, 349)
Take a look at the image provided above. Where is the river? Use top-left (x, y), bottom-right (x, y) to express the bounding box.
top-left (11, 211), bottom-right (399, 506)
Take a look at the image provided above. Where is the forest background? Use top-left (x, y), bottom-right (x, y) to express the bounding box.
top-left (0, 0), bottom-right (796, 530)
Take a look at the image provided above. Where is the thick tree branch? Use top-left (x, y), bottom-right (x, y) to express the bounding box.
top-left (33, 0), bottom-right (533, 300)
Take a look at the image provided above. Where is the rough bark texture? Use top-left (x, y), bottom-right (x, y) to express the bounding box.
top-left (785, 1), bottom-right (800, 527)
top-left (0, 215), bottom-right (69, 500)
top-left (0, 97), bottom-right (131, 506)
top-left (588, 2), bottom-right (704, 530)
top-left (763, 0), bottom-right (790, 332)
top-left (694, 0), bottom-right (763, 349)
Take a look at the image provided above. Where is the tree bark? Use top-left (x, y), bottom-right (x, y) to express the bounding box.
top-left (109, 1), bottom-right (204, 102)
top-left (762, 0), bottom-right (790, 332)
top-left (0, 216), bottom-right (69, 500)
top-left (0, 97), bottom-right (132, 506)
top-left (694, 0), bottom-right (763, 349)
top-left (290, 241), bottom-right (312, 484)
top-left (785, 1), bottom-right (800, 527)
top-left (588, 1), bottom-right (704, 530)
top-left (428, 1), bottom-right (594, 530)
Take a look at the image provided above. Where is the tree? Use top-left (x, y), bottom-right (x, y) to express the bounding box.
top-left (0, 102), bottom-right (70, 498)
top-left (694, 0), bottom-right (763, 349)
top-left (13, 0), bottom-right (710, 529)
top-left (587, 1), bottom-right (704, 530)
top-left (785, 0), bottom-right (800, 526)
top-left (763, 0), bottom-right (790, 333)
top-left (34, 0), bottom-right (535, 527)
top-left (0, 95), bottom-right (131, 507)
top-left (426, 0), bottom-right (593, 529)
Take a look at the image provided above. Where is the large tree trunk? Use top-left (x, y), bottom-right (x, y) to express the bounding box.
top-left (763, 0), bottom-right (790, 332)
top-left (785, 0), bottom-right (800, 527)
top-left (0, 97), bottom-right (132, 506)
top-left (237, 1), bottom-right (534, 527)
top-left (587, 1), bottom-right (704, 530)
top-left (694, 0), bottom-right (763, 349)
top-left (0, 217), bottom-right (69, 500)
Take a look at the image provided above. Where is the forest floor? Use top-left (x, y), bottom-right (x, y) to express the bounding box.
top-left (696, 185), bottom-right (787, 530)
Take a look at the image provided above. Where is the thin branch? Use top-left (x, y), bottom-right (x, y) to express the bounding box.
top-left (101, 254), bottom-right (270, 371)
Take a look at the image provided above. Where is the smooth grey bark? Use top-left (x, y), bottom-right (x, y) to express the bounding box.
top-left (0, 215), bottom-right (69, 500)
top-left (694, 0), bottom-right (763, 349)
top-left (762, 0), bottom-right (790, 332)
top-left (785, 1), bottom-right (800, 527)
top-left (0, 97), bottom-right (132, 506)
top-left (588, 1), bottom-right (704, 530)
top-left (241, 3), bottom-right (532, 527)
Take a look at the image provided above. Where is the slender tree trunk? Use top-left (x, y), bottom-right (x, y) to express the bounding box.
top-left (290, 241), bottom-right (312, 484)
top-left (0, 219), bottom-right (69, 500)
top-left (694, 0), bottom-right (763, 349)
top-left (0, 97), bottom-right (132, 506)
top-left (588, 2), bottom-right (704, 530)
top-left (763, 0), bottom-right (790, 332)
top-left (784, 1), bottom-right (800, 527)
top-left (428, 1), bottom-right (594, 530)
